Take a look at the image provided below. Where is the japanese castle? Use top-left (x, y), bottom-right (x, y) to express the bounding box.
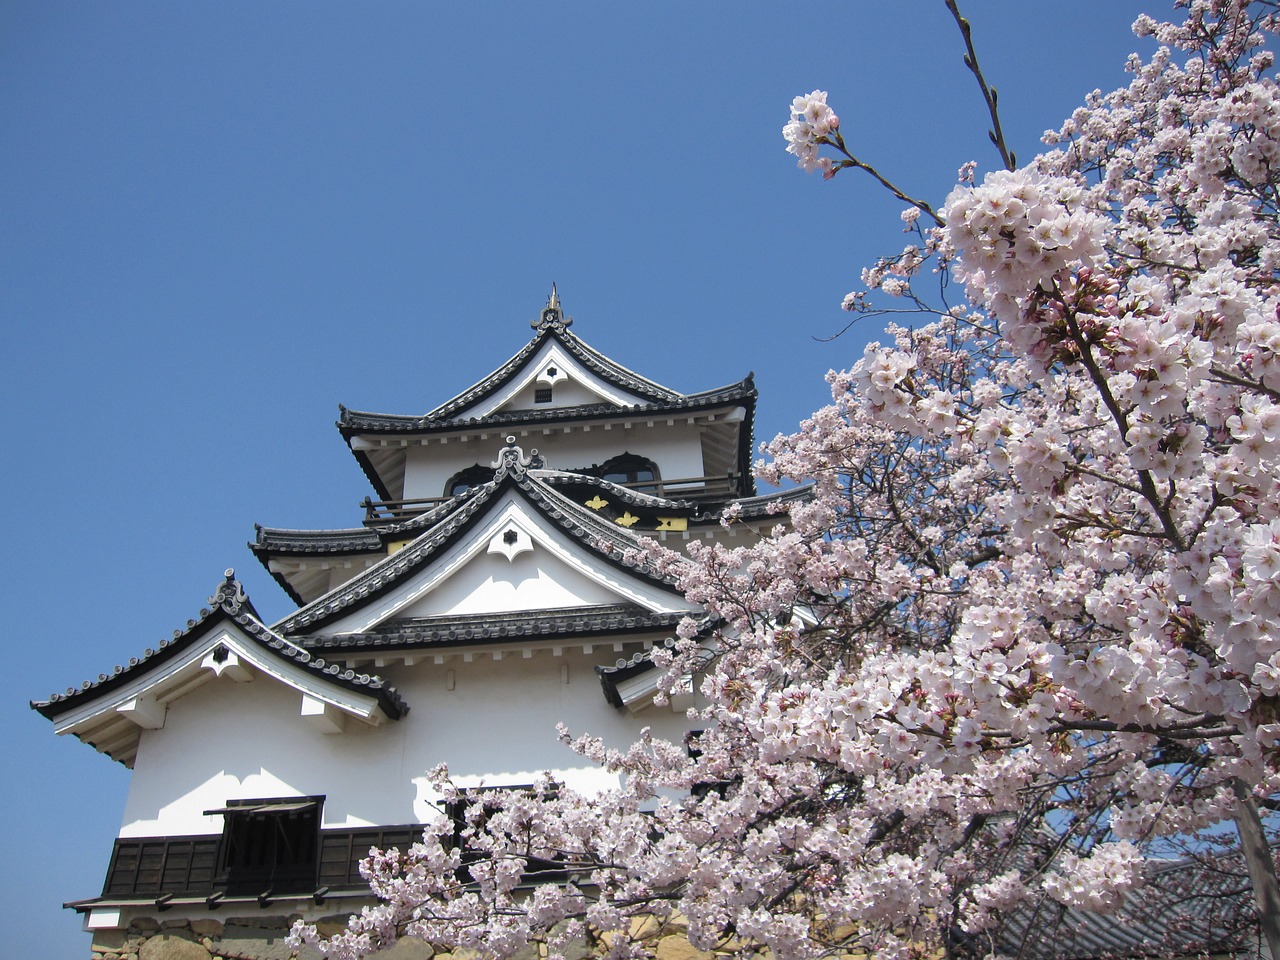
top-left (34, 290), bottom-right (797, 953)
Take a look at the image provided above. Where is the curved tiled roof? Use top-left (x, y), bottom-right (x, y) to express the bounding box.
top-left (338, 377), bottom-right (755, 435)
top-left (304, 604), bottom-right (692, 652)
top-left (273, 449), bottom-right (692, 636)
top-left (424, 321), bottom-right (683, 422)
top-left (251, 524), bottom-right (383, 555)
top-left (32, 571), bottom-right (408, 723)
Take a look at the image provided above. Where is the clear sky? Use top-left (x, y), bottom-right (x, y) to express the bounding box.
top-left (2, 2), bottom-right (1157, 956)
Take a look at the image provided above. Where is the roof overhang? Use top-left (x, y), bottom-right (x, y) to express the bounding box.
top-left (44, 620), bottom-right (395, 766)
top-left (309, 489), bottom-right (700, 637)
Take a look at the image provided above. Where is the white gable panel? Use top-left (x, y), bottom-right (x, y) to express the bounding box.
top-left (399, 549), bottom-right (619, 617)
top-left (51, 625), bottom-right (385, 739)
top-left (319, 492), bottom-right (697, 635)
top-left (469, 342), bottom-right (648, 418)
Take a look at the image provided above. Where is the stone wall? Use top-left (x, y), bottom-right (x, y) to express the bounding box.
top-left (89, 915), bottom-right (433, 960)
top-left (90, 915), bottom-right (724, 960)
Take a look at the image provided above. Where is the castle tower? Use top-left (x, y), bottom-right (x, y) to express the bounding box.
top-left (33, 293), bottom-right (803, 952)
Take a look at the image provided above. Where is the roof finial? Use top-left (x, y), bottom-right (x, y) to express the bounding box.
top-left (491, 436), bottom-right (533, 479)
top-left (533, 284), bottom-right (572, 330)
top-left (209, 569), bottom-right (247, 613)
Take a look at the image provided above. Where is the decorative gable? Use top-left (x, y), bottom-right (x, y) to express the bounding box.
top-left (473, 340), bottom-right (651, 418)
top-left (286, 461), bottom-right (699, 638)
top-left (32, 573), bottom-right (406, 766)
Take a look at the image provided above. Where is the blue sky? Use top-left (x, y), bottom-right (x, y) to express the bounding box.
top-left (2, 3), bottom-right (1156, 955)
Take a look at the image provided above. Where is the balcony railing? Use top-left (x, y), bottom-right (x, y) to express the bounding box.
top-left (100, 825), bottom-right (423, 900)
top-left (362, 473), bottom-right (742, 525)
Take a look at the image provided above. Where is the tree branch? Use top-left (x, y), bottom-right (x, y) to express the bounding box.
top-left (944, 0), bottom-right (1017, 171)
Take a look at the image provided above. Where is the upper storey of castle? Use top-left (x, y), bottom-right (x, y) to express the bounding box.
top-left (337, 289), bottom-right (757, 512)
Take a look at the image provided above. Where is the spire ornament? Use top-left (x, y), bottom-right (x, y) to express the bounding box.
top-left (532, 283), bottom-right (572, 330)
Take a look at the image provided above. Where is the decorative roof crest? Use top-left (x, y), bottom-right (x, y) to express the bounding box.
top-left (532, 283), bottom-right (572, 331)
top-left (491, 436), bottom-right (537, 479)
top-left (210, 568), bottom-right (247, 614)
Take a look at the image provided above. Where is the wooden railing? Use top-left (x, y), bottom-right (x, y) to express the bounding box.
top-left (101, 825), bottom-right (424, 899)
top-left (360, 495), bottom-right (449, 524)
top-left (362, 473), bottom-right (742, 525)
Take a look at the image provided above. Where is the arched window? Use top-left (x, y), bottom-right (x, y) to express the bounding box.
top-left (594, 454), bottom-right (659, 492)
top-left (445, 465), bottom-right (495, 497)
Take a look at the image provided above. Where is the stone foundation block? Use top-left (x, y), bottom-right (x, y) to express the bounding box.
top-left (138, 934), bottom-right (212, 960)
top-left (190, 919), bottom-right (224, 938)
top-left (378, 937), bottom-right (436, 959)
top-left (92, 929), bottom-right (128, 952)
top-left (655, 935), bottom-right (714, 960)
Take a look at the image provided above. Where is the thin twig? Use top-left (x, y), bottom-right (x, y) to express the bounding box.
top-left (824, 139), bottom-right (944, 226)
top-left (944, 0), bottom-right (1017, 171)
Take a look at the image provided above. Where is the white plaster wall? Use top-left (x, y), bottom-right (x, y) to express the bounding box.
top-left (119, 644), bottom-right (691, 838)
top-left (399, 549), bottom-right (619, 617)
top-left (402, 420), bottom-right (709, 501)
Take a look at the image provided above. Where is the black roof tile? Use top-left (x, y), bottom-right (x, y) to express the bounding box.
top-left (304, 604), bottom-right (692, 652)
top-left (338, 378), bottom-right (755, 436)
top-left (32, 571), bottom-right (408, 723)
top-left (251, 524), bottom-right (382, 555)
top-left (990, 848), bottom-right (1262, 960)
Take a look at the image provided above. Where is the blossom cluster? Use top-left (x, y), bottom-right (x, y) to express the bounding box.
top-left (783, 90), bottom-right (839, 175)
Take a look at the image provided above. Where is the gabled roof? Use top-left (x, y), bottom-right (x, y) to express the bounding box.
top-left (339, 293), bottom-right (683, 439)
top-left (251, 473), bottom-right (812, 608)
top-left (273, 443), bottom-right (699, 638)
top-left (335, 294), bottom-right (758, 502)
top-left (32, 572), bottom-right (407, 765)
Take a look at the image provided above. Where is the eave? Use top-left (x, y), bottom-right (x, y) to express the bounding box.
top-left (303, 604), bottom-right (699, 655)
top-left (342, 378), bottom-right (757, 502)
top-left (32, 572), bottom-right (407, 766)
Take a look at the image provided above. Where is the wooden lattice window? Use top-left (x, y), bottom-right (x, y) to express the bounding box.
top-left (206, 797), bottom-right (323, 895)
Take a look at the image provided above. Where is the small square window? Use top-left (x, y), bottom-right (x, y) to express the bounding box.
top-left (534, 388), bottom-right (553, 404)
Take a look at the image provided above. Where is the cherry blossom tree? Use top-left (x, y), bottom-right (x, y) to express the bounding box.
top-left (292, 3), bottom-right (1280, 958)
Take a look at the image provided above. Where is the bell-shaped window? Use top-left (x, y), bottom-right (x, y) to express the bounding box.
top-left (594, 454), bottom-right (659, 493)
top-left (446, 465), bottom-right (495, 497)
